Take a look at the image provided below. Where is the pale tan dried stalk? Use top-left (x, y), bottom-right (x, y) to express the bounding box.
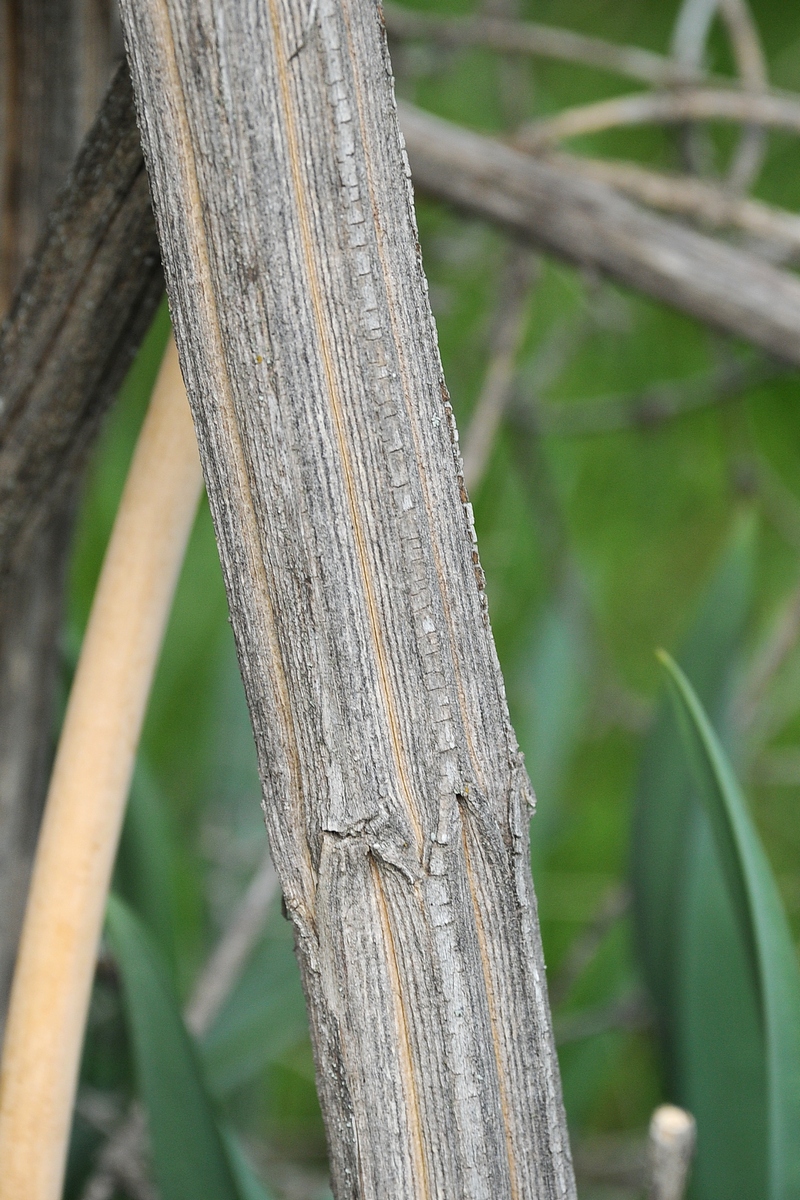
top-left (0, 337), bottom-right (202, 1200)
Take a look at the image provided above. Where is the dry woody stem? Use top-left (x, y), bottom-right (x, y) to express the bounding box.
top-left (118, 0), bottom-right (575, 1195)
top-left (0, 337), bottom-right (202, 1200)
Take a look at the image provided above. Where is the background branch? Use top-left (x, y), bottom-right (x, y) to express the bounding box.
top-left (383, 3), bottom-right (705, 88)
top-left (543, 154), bottom-right (800, 260)
top-left (400, 102), bottom-right (800, 368)
top-left (514, 87), bottom-right (800, 152)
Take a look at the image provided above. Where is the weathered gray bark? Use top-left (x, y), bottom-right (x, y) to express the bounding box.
top-left (0, 25), bottom-right (161, 1029)
top-left (118, 1), bottom-right (575, 1196)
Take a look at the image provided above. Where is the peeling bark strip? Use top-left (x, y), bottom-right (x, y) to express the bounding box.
top-left (118, 1), bottom-right (574, 1196)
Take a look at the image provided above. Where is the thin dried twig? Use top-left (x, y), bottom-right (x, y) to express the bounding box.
top-left (672, 0), bottom-right (769, 188)
top-left (514, 87), bottom-right (800, 152)
top-left (184, 850), bottom-right (279, 1036)
top-left (543, 154), bottom-right (800, 259)
top-left (749, 746), bottom-right (800, 786)
top-left (671, 0), bottom-right (720, 69)
top-left (718, 0), bottom-right (770, 190)
top-left (461, 250), bottom-right (539, 492)
top-left (0, 338), bottom-right (202, 1200)
top-left (383, 2), bottom-right (704, 89)
top-left (554, 988), bottom-right (651, 1047)
top-left (736, 581), bottom-right (800, 732)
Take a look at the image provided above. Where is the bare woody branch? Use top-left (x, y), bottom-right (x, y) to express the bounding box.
top-left (543, 155), bottom-right (800, 261)
top-left (399, 102), bottom-right (800, 368)
top-left (514, 87), bottom-right (800, 151)
top-left (0, 64), bottom-right (161, 579)
top-left (383, 2), bottom-right (706, 88)
top-left (119, 0), bottom-right (576, 1194)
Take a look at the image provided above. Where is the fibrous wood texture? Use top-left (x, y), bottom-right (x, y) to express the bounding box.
top-left (118, 1), bottom-right (575, 1196)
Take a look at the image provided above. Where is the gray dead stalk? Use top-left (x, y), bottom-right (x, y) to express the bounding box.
top-left (118, 0), bottom-right (575, 1196)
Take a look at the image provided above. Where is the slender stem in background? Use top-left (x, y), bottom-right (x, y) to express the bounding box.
top-left (184, 850), bottom-right (279, 1036)
top-left (461, 251), bottom-right (539, 493)
top-left (647, 1105), bottom-right (697, 1200)
top-left (548, 884), bottom-right (631, 1009)
top-left (523, 356), bottom-right (782, 439)
top-left (383, 2), bottom-right (706, 88)
top-left (717, 0), bottom-right (769, 189)
top-left (513, 88), bottom-right (800, 152)
top-left (0, 336), bottom-right (203, 1200)
top-left (671, 0), bottom-right (769, 187)
top-left (736, 583), bottom-right (800, 733)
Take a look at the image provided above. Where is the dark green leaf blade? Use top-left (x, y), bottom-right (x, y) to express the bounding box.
top-left (631, 515), bottom-right (755, 1018)
top-left (630, 518), bottom-right (767, 1199)
top-left (105, 893), bottom-right (243, 1200)
top-left (659, 651), bottom-right (800, 1200)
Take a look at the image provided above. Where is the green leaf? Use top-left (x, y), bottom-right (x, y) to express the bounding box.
top-left (105, 893), bottom-right (245, 1200)
top-left (222, 1129), bottom-right (274, 1200)
top-left (512, 589), bottom-right (587, 871)
top-left (114, 762), bottom-right (177, 974)
top-left (631, 517), bottom-right (768, 1199)
top-left (631, 515), bottom-right (755, 1018)
top-left (201, 910), bottom-right (309, 1096)
top-left (659, 651), bottom-right (800, 1200)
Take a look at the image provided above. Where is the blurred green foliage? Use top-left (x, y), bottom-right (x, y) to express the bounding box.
top-left (64, 1), bottom-right (800, 1196)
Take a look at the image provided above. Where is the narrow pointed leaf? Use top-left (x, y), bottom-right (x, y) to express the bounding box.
top-left (631, 518), bottom-right (767, 1199)
top-left (659, 651), bottom-right (800, 1200)
top-left (105, 893), bottom-right (242, 1200)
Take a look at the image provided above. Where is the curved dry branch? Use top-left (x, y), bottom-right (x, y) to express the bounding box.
top-left (514, 87), bottom-right (800, 151)
top-left (383, 2), bottom-right (703, 88)
top-left (0, 338), bottom-right (202, 1200)
top-left (717, 0), bottom-right (769, 188)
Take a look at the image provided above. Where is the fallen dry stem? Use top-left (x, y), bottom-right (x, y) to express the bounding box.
top-left (399, 101), bottom-right (800, 367)
top-left (0, 336), bottom-right (202, 1200)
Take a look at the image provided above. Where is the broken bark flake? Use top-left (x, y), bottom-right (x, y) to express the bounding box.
top-left (118, 1), bottom-right (575, 1196)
